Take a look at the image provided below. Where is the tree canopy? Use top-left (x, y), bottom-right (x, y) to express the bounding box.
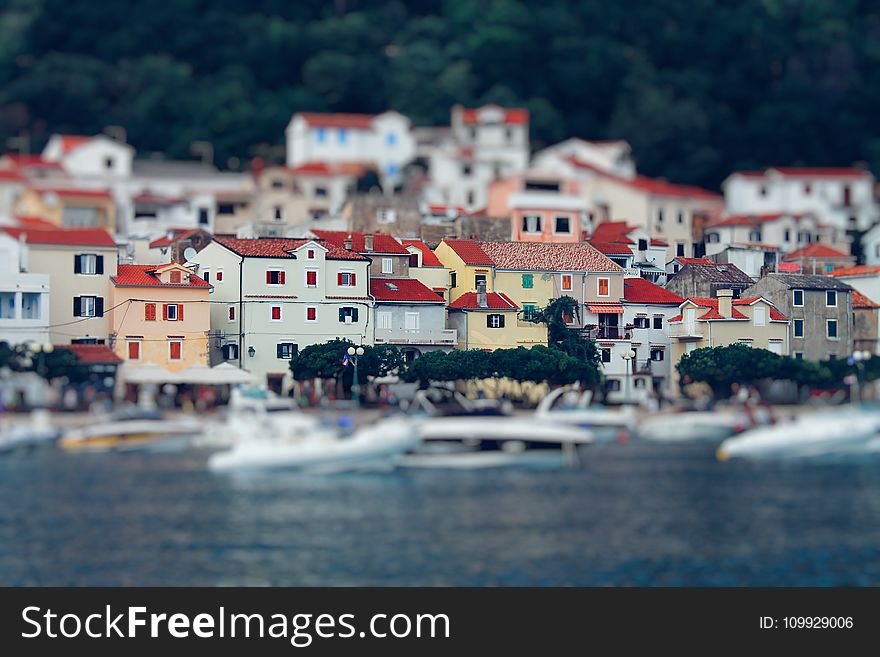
top-left (289, 338), bottom-right (404, 385)
top-left (0, 1), bottom-right (877, 187)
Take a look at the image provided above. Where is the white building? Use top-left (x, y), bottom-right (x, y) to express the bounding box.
top-left (425, 104), bottom-right (530, 211)
top-left (285, 111), bottom-right (416, 188)
top-left (42, 133), bottom-right (135, 180)
top-left (704, 212), bottom-right (848, 256)
top-left (0, 232), bottom-right (50, 346)
top-left (722, 167), bottom-right (878, 234)
top-left (531, 138), bottom-right (636, 178)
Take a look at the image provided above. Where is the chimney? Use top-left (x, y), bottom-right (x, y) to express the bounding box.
top-left (344, 234), bottom-right (353, 250)
top-left (717, 289), bottom-right (733, 317)
top-left (477, 280), bottom-right (488, 308)
top-left (364, 233), bottom-right (374, 252)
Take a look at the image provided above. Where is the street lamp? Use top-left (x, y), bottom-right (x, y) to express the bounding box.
top-left (849, 350), bottom-right (872, 403)
top-left (621, 349), bottom-right (636, 405)
top-left (28, 342), bottom-right (54, 378)
top-left (346, 346), bottom-right (365, 405)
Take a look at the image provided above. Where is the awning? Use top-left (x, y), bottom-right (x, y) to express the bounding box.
top-left (586, 304), bottom-right (624, 314)
top-left (177, 362), bottom-right (256, 384)
top-left (121, 363), bottom-right (182, 384)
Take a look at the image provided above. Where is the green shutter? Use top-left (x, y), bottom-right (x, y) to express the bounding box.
top-left (522, 274), bottom-right (533, 289)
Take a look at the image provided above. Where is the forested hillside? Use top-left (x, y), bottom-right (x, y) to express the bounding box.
top-left (1, 0), bottom-right (877, 187)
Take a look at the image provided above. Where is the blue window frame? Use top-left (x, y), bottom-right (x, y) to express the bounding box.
top-left (338, 129), bottom-right (348, 144)
top-left (316, 128), bottom-right (326, 143)
top-left (386, 133), bottom-right (397, 147)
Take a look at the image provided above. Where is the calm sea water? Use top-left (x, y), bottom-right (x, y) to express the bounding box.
top-left (1, 443), bottom-right (879, 586)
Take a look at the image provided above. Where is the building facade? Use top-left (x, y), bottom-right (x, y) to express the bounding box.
top-left (0, 232), bottom-right (50, 346)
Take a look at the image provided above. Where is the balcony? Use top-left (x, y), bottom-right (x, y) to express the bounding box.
top-left (634, 359), bottom-right (654, 375)
top-left (375, 327), bottom-right (457, 346)
top-left (668, 324), bottom-right (703, 340)
top-left (581, 325), bottom-right (632, 341)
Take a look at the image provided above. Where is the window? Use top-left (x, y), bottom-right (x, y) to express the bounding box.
top-left (163, 304), bottom-right (182, 321)
top-left (450, 272), bottom-right (457, 288)
top-left (522, 304), bottom-right (540, 322)
top-left (554, 216), bottom-right (571, 234)
top-left (198, 208), bottom-right (209, 225)
top-left (793, 319), bottom-right (804, 338)
top-left (168, 338), bottom-right (183, 361)
top-left (676, 243), bottom-right (685, 257)
top-left (827, 319), bottom-right (838, 339)
top-left (339, 307), bottom-right (359, 323)
top-left (74, 254), bottom-right (102, 275)
top-left (314, 186), bottom-right (328, 198)
top-left (634, 317), bottom-right (650, 329)
top-left (202, 270), bottom-right (210, 283)
top-left (277, 343), bottom-right (298, 359)
top-left (306, 270), bottom-right (318, 287)
top-left (462, 164), bottom-right (472, 177)
top-left (677, 211), bottom-right (684, 225)
top-left (377, 311), bottom-right (392, 329)
top-left (487, 314), bottom-right (505, 328)
top-left (804, 183), bottom-right (812, 195)
top-left (144, 303), bottom-right (157, 321)
top-left (601, 348), bottom-right (612, 363)
top-left (266, 270), bottom-right (286, 285)
top-left (404, 312), bottom-right (420, 330)
top-left (505, 127), bottom-right (513, 142)
top-left (475, 273), bottom-right (487, 288)
top-left (307, 249), bottom-right (316, 259)
top-left (21, 293), bottom-right (39, 319)
top-left (653, 316), bottom-right (663, 329)
top-left (635, 378), bottom-right (646, 389)
top-left (273, 206), bottom-right (283, 221)
top-left (228, 305), bottom-right (236, 322)
top-left (466, 190), bottom-right (475, 206)
top-left (843, 185), bottom-right (851, 206)
top-left (768, 340), bottom-right (783, 355)
top-left (377, 209), bottom-right (397, 224)
top-left (605, 379), bottom-right (621, 392)
top-left (749, 230), bottom-right (762, 242)
top-left (657, 209), bottom-right (664, 223)
top-left (754, 306), bottom-right (766, 326)
top-left (784, 230), bottom-right (791, 242)
top-left (316, 128), bottom-right (326, 143)
top-left (826, 290), bottom-right (837, 307)
top-left (522, 274), bottom-right (533, 289)
top-left (794, 351), bottom-right (804, 360)
top-left (270, 305), bottom-right (282, 321)
top-left (306, 307), bottom-right (317, 322)
top-left (381, 258), bottom-right (394, 274)
top-left (337, 272), bottom-right (356, 286)
top-left (386, 133), bottom-right (397, 147)
top-left (74, 296), bottom-right (102, 317)
top-left (792, 289), bottom-right (804, 307)
top-left (650, 348), bottom-right (665, 361)
top-left (338, 129), bottom-right (347, 144)
top-left (127, 340), bottom-right (141, 360)
top-left (638, 238), bottom-right (648, 250)
top-left (409, 253), bottom-right (420, 268)
top-left (223, 343), bottom-right (239, 360)
top-left (561, 274), bottom-right (573, 291)
top-left (104, 157), bottom-right (114, 170)
top-left (271, 179), bottom-right (285, 190)
top-left (218, 203), bottom-right (235, 215)
top-left (215, 270), bottom-right (223, 282)
top-left (825, 264), bottom-right (834, 273)
top-left (597, 278), bottom-right (609, 297)
top-left (759, 185), bottom-right (767, 197)
top-left (706, 233), bottom-right (720, 244)
top-left (522, 215), bottom-right (542, 233)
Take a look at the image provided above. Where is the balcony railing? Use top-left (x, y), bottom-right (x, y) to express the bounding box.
top-left (375, 327), bottom-right (458, 345)
top-left (668, 324), bottom-right (703, 339)
top-left (581, 325), bottom-right (632, 340)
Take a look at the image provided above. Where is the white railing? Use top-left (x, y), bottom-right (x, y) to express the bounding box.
top-left (668, 324), bottom-right (703, 339)
top-left (374, 327), bottom-right (458, 345)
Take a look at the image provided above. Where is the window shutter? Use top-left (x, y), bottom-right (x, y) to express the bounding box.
top-left (338, 308), bottom-right (345, 322)
top-left (498, 314), bottom-right (505, 328)
top-left (352, 308), bottom-right (358, 322)
top-left (276, 344), bottom-right (283, 359)
top-left (350, 273), bottom-right (356, 286)
top-left (96, 256), bottom-right (104, 275)
top-left (74, 256), bottom-right (82, 274)
top-left (337, 273), bottom-right (343, 285)
top-left (278, 271), bottom-right (285, 285)
top-left (178, 304), bottom-right (184, 321)
top-left (162, 304), bottom-right (168, 320)
top-left (73, 296), bottom-right (82, 316)
top-left (95, 297), bottom-right (104, 317)
top-left (145, 303), bottom-right (156, 321)
top-left (266, 271), bottom-right (272, 284)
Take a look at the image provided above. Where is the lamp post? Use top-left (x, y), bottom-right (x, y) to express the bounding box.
top-left (849, 350), bottom-right (872, 403)
top-left (346, 346), bottom-right (365, 406)
top-left (621, 349), bottom-right (636, 405)
top-left (28, 342), bottom-right (54, 378)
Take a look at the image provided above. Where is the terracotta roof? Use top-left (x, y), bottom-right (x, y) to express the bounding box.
top-left (112, 264), bottom-right (210, 288)
top-left (59, 135), bottom-right (91, 153)
top-left (35, 187), bottom-right (112, 200)
top-left (784, 243), bottom-right (852, 260)
top-left (651, 238), bottom-right (668, 247)
top-left (427, 204), bottom-right (467, 215)
top-left (133, 192), bottom-right (186, 206)
top-left (214, 236), bottom-right (367, 261)
top-left (478, 241), bottom-right (622, 272)
top-left (0, 169), bottom-right (24, 182)
top-left (0, 226), bottom-right (116, 247)
top-left (589, 241), bottom-right (632, 256)
top-left (310, 230), bottom-right (409, 255)
top-left (402, 239), bottom-right (443, 267)
top-left (852, 291), bottom-right (880, 309)
top-left (448, 291), bottom-right (519, 310)
top-left (674, 257), bottom-right (713, 265)
top-left (298, 112), bottom-right (375, 129)
top-left (733, 297), bottom-right (789, 321)
top-left (828, 264), bottom-right (880, 278)
top-left (565, 156), bottom-right (720, 200)
top-left (591, 221), bottom-right (635, 244)
top-left (460, 106), bottom-right (529, 125)
top-left (3, 154), bottom-right (61, 170)
top-left (441, 239), bottom-right (493, 266)
top-left (63, 343), bottom-right (121, 365)
top-left (12, 216), bottom-right (56, 229)
top-left (623, 278), bottom-right (684, 305)
top-left (149, 228), bottom-right (200, 248)
top-left (289, 161), bottom-right (367, 177)
top-left (370, 277), bottom-right (445, 303)
top-left (674, 298), bottom-right (749, 321)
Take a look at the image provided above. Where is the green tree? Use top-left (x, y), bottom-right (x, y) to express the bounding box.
top-left (289, 339), bottom-right (405, 389)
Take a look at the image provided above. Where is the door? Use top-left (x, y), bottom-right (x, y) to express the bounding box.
top-left (599, 313), bottom-right (619, 339)
top-left (685, 308), bottom-right (696, 334)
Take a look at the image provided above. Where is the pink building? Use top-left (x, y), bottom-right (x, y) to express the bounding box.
top-left (509, 193), bottom-right (588, 243)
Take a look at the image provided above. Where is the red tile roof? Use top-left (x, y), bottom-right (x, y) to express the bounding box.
top-left (651, 238), bottom-right (668, 247)
top-left (149, 228), bottom-right (200, 248)
top-left (0, 169), bottom-right (24, 182)
top-left (733, 297), bottom-right (789, 321)
top-left (478, 241), bottom-right (622, 272)
top-left (460, 106), bottom-right (529, 125)
top-left (310, 229), bottom-right (409, 255)
top-left (784, 243), bottom-right (852, 260)
top-left (427, 204), bottom-right (467, 215)
top-left (112, 264), bottom-right (210, 288)
top-left (566, 156), bottom-right (721, 200)
top-left (674, 257), bottom-right (713, 265)
top-left (623, 278), bottom-right (684, 305)
top-left (0, 226), bottom-right (116, 247)
top-left (829, 264), bottom-right (880, 278)
top-left (589, 241), bottom-right (632, 255)
top-left (59, 135), bottom-right (91, 153)
top-left (12, 216), bottom-right (56, 229)
top-left (591, 221), bottom-right (635, 244)
top-left (370, 277), bottom-right (445, 303)
top-left (133, 192), bottom-right (186, 206)
top-left (298, 112), bottom-right (375, 129)
top-left (773, 167), bottom-right (870, 178)
top-left (3, 154), bottom-right (61, 170)
top-left (852, 291), bottom-right (880, 309)
top-left (214, 236), bottom-right (367, 261)
top-left (441, 239), bottom-right (494, 266)
top-left (63, 343), bottom-right (122, 365)
top-left (402, 239), bottom-right (443, 267)
top-left (448, 291), bottom-right (520, 310)
top-left (35, 187), bottom-right (112, 199)
top-left (289, 161), bottom-right (367, 177)
top-left (670, 296), bottom-right (787, 322)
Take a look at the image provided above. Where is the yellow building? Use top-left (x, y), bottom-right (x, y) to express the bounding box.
top-left (15, 186), bottom-right (117, 232)
top-left (109, 263), bottom-right (212, 371)
top-left (668, 289), bottom-right (790, 390)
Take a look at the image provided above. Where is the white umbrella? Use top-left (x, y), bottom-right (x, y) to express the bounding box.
top-left (207, 362), bottom-right (257, 384)
top-left (121, 363), bottom-right (182, 384)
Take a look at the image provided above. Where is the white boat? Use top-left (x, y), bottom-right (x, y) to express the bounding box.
top-left (637, 410), bottom-right (754, 443)
top-left (207, 416), bottom-right (420, 473)
top-left (534, 387), bottom-right (636, 443)
top-left (717, 409), bottom-right (880, 460)
top-left (0, 410), bottom-right (61, 453)
top-left (59, 408), bottom-right (203, 452)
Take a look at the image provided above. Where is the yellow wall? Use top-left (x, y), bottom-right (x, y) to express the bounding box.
top-left (434, 241), bottom-right (494, 303)
top-left (15, 189), bottom-right (116, 232)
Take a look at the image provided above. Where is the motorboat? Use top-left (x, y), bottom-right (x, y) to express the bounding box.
top-left (717, 408), bottom-right (880, 460)
top-left (0, 410), bottom-right (61, 454)
top-left (397, 390), bottom-right (594, 469)
top-left (534, 387), bottom-right (636, 443)
top-left (59, 406), bottom-right (203, 452)
top-left (636, 406), bottom-right (766, 444)
top-left (207, 415), bottom-right (420, 473)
